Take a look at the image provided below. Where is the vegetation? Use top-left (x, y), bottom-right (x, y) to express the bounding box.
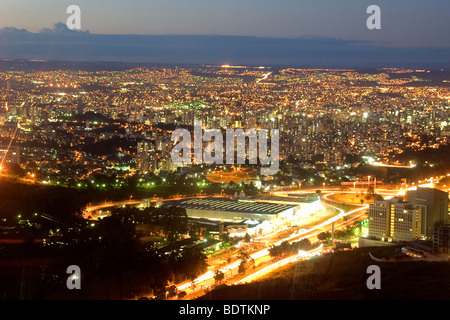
top-left (268, 238), bottom-right (315, 258)
top-left (0, 206), bottom-right (208, 299)
top-left (237, 250), bottom-right (255, 274)
top-left (317, 231), bottom-right (332, 242)
top-left (214, 270), bottom-right (225, 284)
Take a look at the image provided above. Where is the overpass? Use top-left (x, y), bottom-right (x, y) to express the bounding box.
top-left (82, 199), bottom-right (149, 220)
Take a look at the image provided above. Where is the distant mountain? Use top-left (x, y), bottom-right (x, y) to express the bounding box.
top-left (1, 23), bottom-right (449, 68)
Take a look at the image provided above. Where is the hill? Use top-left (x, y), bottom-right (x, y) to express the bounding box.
top-left (198, 245), bottom-right (450, 300)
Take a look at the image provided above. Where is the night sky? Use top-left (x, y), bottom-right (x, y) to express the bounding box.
top-left (1, 1), bottom-right (449, 66)
top-left (1, 0), bottom-right (449, 47)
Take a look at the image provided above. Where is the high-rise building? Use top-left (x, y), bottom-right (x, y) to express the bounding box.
top-left (368, 188), bottom-right (449, 242)
top-left (136, 141), bottom-right (157, 174)
top-left (433, 224), bottom-right (450, 253)
top-left (0, 145), bottom-right (20, 166)
top-left (406, 187), bottom-right (449, 238)
top-left (76, 98), bottom-right (84, 115)
top-left (368, 197), bottom-right (424, 242)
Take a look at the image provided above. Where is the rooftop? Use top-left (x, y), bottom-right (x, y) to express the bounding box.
top-left (248, 194), bottom-right (318, 204)
top-left (163, 197), bottom-right (297, 215)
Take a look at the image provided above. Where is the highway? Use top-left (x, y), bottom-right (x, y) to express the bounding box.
top-left (234, 244), bottom-right (324, 285)
top-left (82, 199), bottom-right (147, 219)
top-left (173, 180), bottom-right (438, 298)
top-left (82, 180), bottom-right (441, 300)
top-left (174, 202), bottom-right (369, 299)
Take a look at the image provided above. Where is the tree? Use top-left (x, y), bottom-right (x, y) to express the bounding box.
top-left (219, 233), bottom-right (230, 244)
top-left (189, 274), bottom-right (197, 292)
top-left (159, 207), bottom-right (189, 242)
top-left (152, 286), bottom-right (167, 300)
top-left (214, 270), bottom-right (225, 284)
top-left (167, 284), bottom-right (178, 298)
top-left (178, 247), bottom-right (208, 279)
top-left (238, 261), bottom-right (247, 274)
top-left (280, 240), bottom-right (290, 254)
top-left (237, 248), bottom-right (253, 274)
top-left (189, 222), bottom-right (201, 239)
top-left (238, 250), bottom-right (250, 261)
top-left (317, 231), bottom-right (331, 242)
top-left (269, 245), bottom-right (281, 257)
top-left (250, 258), bottom-right (255, 269)
top-left (297, 238), bottom-right (312, 250)
top-left (336, 230), bottom-right (349, 238)
top-left (367, 184), bottom-right (374, 196)
top-left (202, 229), bottom-right (212, 240)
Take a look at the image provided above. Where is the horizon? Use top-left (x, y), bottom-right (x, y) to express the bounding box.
top-left (1, 0), bottom-right (450, 48)
top-left (1, 1), bottom-right (450, 68)
top-left (1, 22), bottom-right (450, 68)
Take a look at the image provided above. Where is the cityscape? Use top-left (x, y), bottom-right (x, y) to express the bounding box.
top-left (0, 0), bottom-right (449, 307)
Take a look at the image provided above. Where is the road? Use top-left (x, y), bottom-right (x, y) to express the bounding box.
top-left (173, 180), bottom-right (435, 299)
top-left (82, 180), bottom-right (441, 299)
top-left (82, 199), bottom-right (147, 219)
top-left (174, 202), bottom-right (369, 299)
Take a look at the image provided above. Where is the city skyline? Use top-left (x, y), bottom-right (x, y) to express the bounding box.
top-left (0, 0), bottom-right (449, 305)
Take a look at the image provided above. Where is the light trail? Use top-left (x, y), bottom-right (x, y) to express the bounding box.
top-left (370, 161), bottom-right (416, 169)
top-left (176, 204), bottom-right (369, 294)
top-left (0, 122), bottom-right (19, 171)
top-left (235, 244), bottom-right (324, 285)
top-left (256, 72), bottom-right (272, 83)
top-left (231, 208), bottom-right (368, 287)
top-left (253, 226), bottom-right (289, 240)
top-left (177, 182), bottom-right (445, 295)
top-left (82, 200), bottom-right (145, 219)
top-left (1, 101), bottom-right (30, 172)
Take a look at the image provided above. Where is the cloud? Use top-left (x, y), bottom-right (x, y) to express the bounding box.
top-left (0, 23), bottom-right (449, 68)
top-left (39, 22), bottom-right (90, 35)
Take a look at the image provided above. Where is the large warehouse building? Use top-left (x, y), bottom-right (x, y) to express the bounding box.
top-left (162, 197), bottom-right (299, 224)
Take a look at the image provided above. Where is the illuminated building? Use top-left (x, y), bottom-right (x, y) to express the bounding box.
top-left (162, 197), bottom-right (299, 226)
top-left (0, 145), bottom-right (20, 165)
top-left (136, 141), bottom-right (157, 174)
top-left (369, 188), bottom-right (449, 242)
top-left (406, 187), bottom-right (449, 238)
top-left (368, 197), bottom-right (424, 242)
top-left (76, 98), bottom-right (84, 115)
top-left (433, 224), bottom-right (450, 254)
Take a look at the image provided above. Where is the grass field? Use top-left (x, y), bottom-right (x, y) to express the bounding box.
top-left (206, 169), bottom-right (257, 184)
top-left (327, 192), bottom-right (379, 205)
